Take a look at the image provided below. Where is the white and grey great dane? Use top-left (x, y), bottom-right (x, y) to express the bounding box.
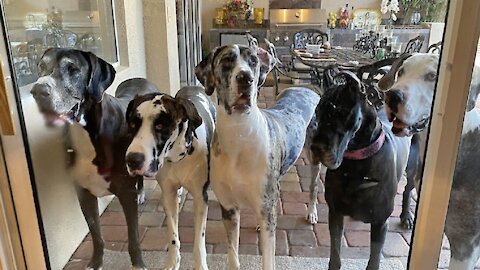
top-left (125, 87), bottom-right (215, 270)
top-left (379, 52), bottom-right (480, 269)
top-left (195, 44), bottom-right (319, 270)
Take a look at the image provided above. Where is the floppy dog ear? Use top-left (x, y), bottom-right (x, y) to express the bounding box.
top-left (82, 51), bottom-right (116, 102)
top-left (126, 97), bottom-right (136, 122)
top-left (177, 97), bottom-right (202, 131)
top-left (378, 53), bottom-right (412, 91)
top-left (257, 46), bottom-right (276, 87)
top-left (195, 48), bottom-right (219, 96)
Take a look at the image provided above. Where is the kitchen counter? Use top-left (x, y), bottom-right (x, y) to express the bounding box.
top-left (210, 20), bottom-right (270, 50)
top-left (211, 20), bottom-right (270, 30)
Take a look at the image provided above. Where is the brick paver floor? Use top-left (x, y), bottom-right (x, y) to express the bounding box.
top-left (64, 86), bottom-right (454, 269)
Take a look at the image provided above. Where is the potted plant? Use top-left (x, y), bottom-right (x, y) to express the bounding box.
top-left (399, 0), bottom-right (448, 24)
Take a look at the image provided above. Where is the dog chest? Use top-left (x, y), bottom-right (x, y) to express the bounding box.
top-left (210, 141), bottom-right (269, 209)
top-left (69, 123), bottom-right (112, 197)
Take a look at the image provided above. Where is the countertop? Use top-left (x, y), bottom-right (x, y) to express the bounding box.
top-left (211, 20), bottom-right (270, 30)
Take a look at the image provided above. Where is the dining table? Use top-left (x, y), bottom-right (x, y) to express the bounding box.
top-left (289, 46), bottom-right (382, 92)
top-left (290, 47), bottom-right (377, 71)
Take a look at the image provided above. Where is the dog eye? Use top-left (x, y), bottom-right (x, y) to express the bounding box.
top-left (425, 72), bottom-right (437, 81)
top-left (67, 64), bottom-right (79, 75)
top-left (249, 55), bottom-right (258, 66)
top-left (155, 124), bottom-right (163, 131)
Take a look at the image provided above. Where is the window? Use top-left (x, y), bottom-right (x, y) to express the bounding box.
top-left (3, 0), bottom-right (117, 86)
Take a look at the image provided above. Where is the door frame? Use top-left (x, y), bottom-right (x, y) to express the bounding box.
top-left (409, 0), bottom-right (480, 269)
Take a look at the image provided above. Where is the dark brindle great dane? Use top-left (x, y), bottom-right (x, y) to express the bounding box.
top-left (30, 48), bottom-right (157, 269)
top-left (310, 71), bottom-right (410, 270)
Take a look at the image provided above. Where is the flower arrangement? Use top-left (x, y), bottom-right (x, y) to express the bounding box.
top-left (224, 0), bottom-right (253, 27)
top-left (381, 0), bottom-right (400, 21)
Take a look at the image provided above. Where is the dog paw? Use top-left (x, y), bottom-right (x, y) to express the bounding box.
top-left (194, 263), bottom-right (209, 270)
top-left (161, 263), bottom-right (180, 270)
top-left (162, 251), bottom-right (181, 270)
top-left (137, 191), bottom-right (146, 205)
top-left (131, 266), bottom-right (147, 270)
top-left (306, 212), bottom-right (318, 224)
top-left (400, 212), bottom-right (414, 230)
top-left (306, 204), bottom-right (318, 224)
top-left (86, 260), bottom-right (103, 270)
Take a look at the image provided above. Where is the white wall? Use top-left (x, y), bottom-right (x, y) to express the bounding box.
top-left (143, 0), bottom-right (180, 95)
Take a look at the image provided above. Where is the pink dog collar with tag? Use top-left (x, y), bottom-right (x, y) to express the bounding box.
top-left (343, 131), bottom-right (386, 160)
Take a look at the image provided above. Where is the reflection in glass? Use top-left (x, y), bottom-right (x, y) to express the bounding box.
top-left (4, 0), bottom-right (117, 86)
top-left (442, 49), bottom-right (480, 268)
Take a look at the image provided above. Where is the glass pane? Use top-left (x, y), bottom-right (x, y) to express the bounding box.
top-left (3, 0), bottom-right (117, 87)
top-left (440, 38), bottom-right (480, 269)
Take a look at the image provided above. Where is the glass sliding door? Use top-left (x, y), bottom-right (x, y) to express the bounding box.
top-left (0, 0), bottom-right (120, 268)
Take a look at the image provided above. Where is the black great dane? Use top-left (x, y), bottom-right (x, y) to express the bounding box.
top-left (310, 71), bottom-right (410, 270)
top-left (30, 48), bottom-right (157, 269)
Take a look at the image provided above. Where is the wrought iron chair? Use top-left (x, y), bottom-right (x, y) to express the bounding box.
top-left (289, 29), bottom-right (329, 88)
top-left (292, 29), bottom-right (329, 49)
top-left (427, 41), bottom-right (442, 54)
top-left (403, 35), bottom-right (425, 54)
top-left (356, 58), bottom-right (398, 109)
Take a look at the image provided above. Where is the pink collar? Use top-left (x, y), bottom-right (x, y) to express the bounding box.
top-left (343, 131), bottom-right (386, 160)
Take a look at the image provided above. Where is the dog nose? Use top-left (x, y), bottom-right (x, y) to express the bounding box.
top-left (31, 84), bottom-right (51, 99)
top-left (126, 152), bottom-right (145, 170)
top-left (385, 89), bottom-right (404, 112)
top-left (236, 71), bottom-right (254, 85)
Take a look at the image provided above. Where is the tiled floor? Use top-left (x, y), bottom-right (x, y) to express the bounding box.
top-left (64, 86), bottom-right (454, 269)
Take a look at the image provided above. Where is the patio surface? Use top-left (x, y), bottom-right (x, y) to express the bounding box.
top-left (64, 86), bottom-right (456, 270)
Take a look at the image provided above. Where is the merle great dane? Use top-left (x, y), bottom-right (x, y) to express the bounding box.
top-left (30, 48), bottom-right (157, 269)
top-left (310, 71), bottom-right (411, 270)
top-left (380, 53), bottom-right (480, 269)
top-left (195, 44), bottom-right (319, 269)
top-left (125, 86), bottom-right (215, 270)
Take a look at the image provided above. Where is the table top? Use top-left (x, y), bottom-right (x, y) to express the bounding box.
top-left (291, 47), bottom-right (376, 70)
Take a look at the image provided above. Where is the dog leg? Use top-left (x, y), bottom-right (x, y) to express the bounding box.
top-left (449, 244), bottom-right (480, 270)
top-left (400, 173), bottom-right (415, 229)
top-left (76, 187), bottom-right (104, 270)
top-left (193, 195), bottom-right (209, 270)
top-left (221, 206), bottom-right (240, 270)
top-left (118, 191), bottom-right (146, 269)
top-left (367, 221), bottom-right (388, 270)
top-left (307, 163), bottom-right (320, 224)
top-left (401, 144), bottom-right (418, 230)
top-left (161, 182), bottom-right (181, 270)
top-left (137, 178), bottom-right (145, 205)
top-left (259, 204), bottom-right (277, 270)
top-left (328, 210), bottom-right (343, 270)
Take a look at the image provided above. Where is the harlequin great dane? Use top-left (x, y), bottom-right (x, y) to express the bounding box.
top-left (30, 48), bottom-right (156, 269)
top-left (125, 87), bottom-right (215, 270)
top-left (310, 70), bottom-right (411, 270)
top-left (380, 54), bottom-right (480, 269)
top-left (195, 44), bottom-right (319, 270)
